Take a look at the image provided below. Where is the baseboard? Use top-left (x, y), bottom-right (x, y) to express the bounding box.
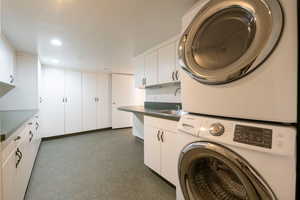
top-left (42, 127), bottom-right (113, 141)
top-left (112, 126), bottom-right (133, 130)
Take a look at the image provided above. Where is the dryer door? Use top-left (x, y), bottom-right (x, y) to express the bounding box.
top-left (178, 142), bottom-right (277, 200)
top-left (178, 0), bottom-right (283, 84)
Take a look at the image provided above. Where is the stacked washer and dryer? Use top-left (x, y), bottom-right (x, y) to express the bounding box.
top-left (176, 0), bottom-right (298, 199)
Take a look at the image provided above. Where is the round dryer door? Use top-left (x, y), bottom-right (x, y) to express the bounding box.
top-left (178, 0), bottom-right (283, 84)
top-left (178, 142), bottom-right (277, 200)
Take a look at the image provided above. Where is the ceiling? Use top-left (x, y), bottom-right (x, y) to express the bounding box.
top-left (2, 0), bottom-right (197, 73)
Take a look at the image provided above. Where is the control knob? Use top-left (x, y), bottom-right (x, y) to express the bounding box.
top-left (209, 123), bottom-right (225, 136)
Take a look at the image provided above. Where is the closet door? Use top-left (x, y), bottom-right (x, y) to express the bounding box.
top-left (40, 67), bottom-right (65, 137)
top-left (111, 74), bottom-right (134, 129)
top-left (65, 71), bottom-right (82, 134)
top-left (82, 73), bottom-right (97, 131)
top-left (97, 74), bottom-right (111, 129)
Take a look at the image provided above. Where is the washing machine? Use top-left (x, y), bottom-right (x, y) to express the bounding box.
top-left (176, 114), bottom-right (296, 200)
top-left (178, 0), bottom-right (298, 123)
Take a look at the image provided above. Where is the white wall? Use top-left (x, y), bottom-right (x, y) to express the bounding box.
top-left (134, 88), bottom-right (145, 105)
top-left (145, 83), bottom-right (181, 103)
top-left (0, 52), bottom-right (38, 110)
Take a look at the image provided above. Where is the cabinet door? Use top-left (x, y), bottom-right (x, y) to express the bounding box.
top-left (0, 35), bottom-right (15, 85)
top-left (161, 130), bottom-right (178, 185)
top-left (40, 67), bottom-right (65, 137)
top-left (133, 55), bottom-right (145, 88)
top-left (158, 42), bottom-right (176, 84)
top-left (175, 39), bottom-right (181, 81)
top-left (2, 150), bottom-right (18, 200)
top-left (111, 74), bottom-right (134, 129)
top-left (144, 126), bottom-right (161, 174)
top-left (145, 51), bottom-right (158, 86)
top-left (16, 134), bottom-right (31, 200)
top-left (65, 71), bottom-right (82, 134)
top-left (82, 73), bottom-right (97, 131)
top-left (97, 74), bottom-right (111, 129)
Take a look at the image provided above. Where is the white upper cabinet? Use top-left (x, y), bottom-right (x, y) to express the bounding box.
top-left (133, 55), bottom-right (145, 88)
top-left (145, 51), bottom-right (158, 86)
top-left (158, 42), bottom-right (176, 84)
top-left (175, 39), bottom-right (181, 81)
top-left (0, 35), bottom-right (15, 86)
top-left (64, 71), bottom-right (82, 134)
top-left (0, 53), bottom-right (41, 110)
top-left (82, 73), bottom-right (98, 131)
top-left (134, 35), bottom-right (180, 87)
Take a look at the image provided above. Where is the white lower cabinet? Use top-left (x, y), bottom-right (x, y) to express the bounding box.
top-left (1, 115), bottom-right (41, 200)
top-left (144, 126), bottom-right (161, 174)
top-left (144, 116), bottom-right (178, 185)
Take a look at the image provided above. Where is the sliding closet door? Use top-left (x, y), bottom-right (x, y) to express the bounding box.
top-left (65, 71), bottom-right (82, 134)
top-left (40, 67), bottom-right (65, 137)
top-left (97, 74), bottom-right (112, 129)
top-left (82, 73), bottom-right (97, 131)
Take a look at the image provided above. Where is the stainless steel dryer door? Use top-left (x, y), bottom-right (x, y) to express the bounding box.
top-left (178, 0), bottom-right (283, 84)
top-left (178, 142), bottom-right (277, 200)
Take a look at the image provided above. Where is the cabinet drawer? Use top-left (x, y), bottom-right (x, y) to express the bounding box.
top-left (144, 116), bottom-right (178, 133)
top-left (2, 126), bottom-right (28, 164)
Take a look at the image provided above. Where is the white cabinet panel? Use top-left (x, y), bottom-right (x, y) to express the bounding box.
top-left (161, 130), bottom-right (178, 185)
top-left (133, 55), bottom-right (145, 88)
top-left (144, 126), bottom-right (161, 174)
top-left (111, 74), bottom-right (134, 129)
top-left (158, 43), bottom-right (176, 84)
top-left (40, 67), bottom-right (65, 137)
top-left (65, 71), bottom-right (82, 134)
top-left (145, 51), bottom-right (158, 86)
top-left (82, 73), bottom-right (97, 131)
top-left (97, 74), bottom-right (111, 129)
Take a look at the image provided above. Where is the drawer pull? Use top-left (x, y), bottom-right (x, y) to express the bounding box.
top-left (14, 136), bottom-right (21, 141)
top-left (15, 148), bottom-right (23, 168)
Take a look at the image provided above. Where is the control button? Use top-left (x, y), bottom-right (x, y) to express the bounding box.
top-left (209, 123), bottom-right (225, 136)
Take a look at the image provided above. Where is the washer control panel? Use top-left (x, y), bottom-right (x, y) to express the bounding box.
top-left (234, 125), bottom-right (272, 149)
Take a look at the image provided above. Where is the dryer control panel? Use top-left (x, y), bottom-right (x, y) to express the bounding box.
top-left (234, 125), bottom-right (273, 149)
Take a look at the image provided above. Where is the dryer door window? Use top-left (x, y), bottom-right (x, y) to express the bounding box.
top-left (178, 0), bottom-right (283, 84)
top-left (178, 142), bottom-right (276, 200)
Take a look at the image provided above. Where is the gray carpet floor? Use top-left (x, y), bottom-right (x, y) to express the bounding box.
top-left (25, 128), bottom-right (176, 200)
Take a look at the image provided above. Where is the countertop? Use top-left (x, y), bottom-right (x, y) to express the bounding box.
top-left (118, 106), bottom-right (182, 121)
top-left (0, 109), bottom-right (38, 142)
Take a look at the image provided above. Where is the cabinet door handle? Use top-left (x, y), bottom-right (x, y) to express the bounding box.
top-left (161, 131), bottom-right (164, 143)
top-left (9, 75), bottom-right (14, 84)
top-left (62, 98), bottom-right (65, 103)
top-left (65, 98), bottom-right (68, 103)
top-left (15, 148), bottom-right (23, 168)
top-left (172, 71), bottom-right (175, 81)
top-left (175, 70), bottom-right (179, 81)
top-left (29, 131), bottom-right (34, 142)
top-left (157, 130), bottom-right (160, 141)
top-left (36, 122), bottom-right (39, 130)
top-left (14, 136), bottom-right (21, 141)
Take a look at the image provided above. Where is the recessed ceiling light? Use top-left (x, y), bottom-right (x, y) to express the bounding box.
top-left (52, 59), bottom-right (60, 64)
top-left (51, 39), bottom-right (62, 46)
